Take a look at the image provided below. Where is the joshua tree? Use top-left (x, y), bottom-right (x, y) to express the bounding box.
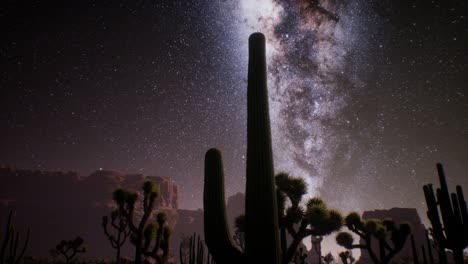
top-left (232, 173), bottom-right (343, 264)
top-left (233, 172), bottom-right (342, 264)
top-left (323, 252), bottom-right (334, 264)
top-left (279, 186), bottom-right (343, 264)
top-left (102, 209), bottom-right (131, 264)
top-left (50, 236), bottom-right (87, 264)
top-left (336, 212), bottom-right (411, 264)
top-left (232, 215), bottom-right (245, 252)
top-left (339, 250), bottom-right (355, 264)
top-left (203, 33), bottom-right (280, 264)
top-left (275, 172), bottom-right (307, 262)
top-left (0, 210), bottom-right (30, 264)
top-left (423, 163), bottom-right (467, 264)
top-left (113, 180), bottom-right (171, 264)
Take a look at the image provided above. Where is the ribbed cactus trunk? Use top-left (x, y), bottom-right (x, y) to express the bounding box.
top-left (203, 32), bottom-right (280, 264)
top-left (245, 32), bottom-right (280, 264)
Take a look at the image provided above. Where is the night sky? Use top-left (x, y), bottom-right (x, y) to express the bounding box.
top-left (1, 0), bottom-right (467, 221)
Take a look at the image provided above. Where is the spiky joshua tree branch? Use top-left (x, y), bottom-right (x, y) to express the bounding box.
top-left (102, 209), bottom-right (131, 264)
top-left (336, 212), bottom-right (411, 264)
top-left (113, 180), bottom-right (171, 264)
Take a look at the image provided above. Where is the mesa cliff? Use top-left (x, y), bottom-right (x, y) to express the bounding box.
top-left (0, 167), bottom-right (180, 259)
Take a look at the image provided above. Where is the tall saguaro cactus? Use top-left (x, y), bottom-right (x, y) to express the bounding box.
top-left (423, 163), bottom-right (467, 264)
top-left (203, 32), bottom-right (280, 264)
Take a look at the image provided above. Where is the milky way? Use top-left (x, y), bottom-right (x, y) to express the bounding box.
top-left (1, 0), bottom-right (466, 220)
top-left (230, 0), bottom-right (370, 197)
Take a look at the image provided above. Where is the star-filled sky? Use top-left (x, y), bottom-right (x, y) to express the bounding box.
top-left (1, 0), bottom-right (467, 223)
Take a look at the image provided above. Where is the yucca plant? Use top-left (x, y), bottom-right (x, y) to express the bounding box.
top-left (113, 180), bottom-right (171, 264)
top-left (339, 250), bottom-right (355, 264)
top-left (102, 209), bottom-right (131, 264)
top-left (336, 212), bottom-right (411, 264)
top-left (50, 236), bottom-right (87, 264)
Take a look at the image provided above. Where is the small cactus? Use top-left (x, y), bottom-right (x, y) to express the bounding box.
top-left (50, 236), bottom-right (87, 264)
top-left (0, 210), bottom-right (30, 264)
top-left (338, 251), bottom-right (355, 264)
top-left (323, 252), bottom-right (334, 264)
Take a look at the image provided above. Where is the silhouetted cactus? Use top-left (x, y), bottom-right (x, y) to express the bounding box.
top-left (113, 180), bottom-right (171, 264)
top-left (339, 251), bottom-right (355, 264)
top-left (50, 236), bottom-right (87, 264)
top-left (102, 209), bottom-right (131, 264)
top-left (423, 163), bottom-right (467, 264)
top-left (293, 247), bottom-right (308, 264)
top-left (180, 233), bottom-right (215, 264)
top-left (411, 234), bottom-right (420, 264)
top-left (232, 174), bottom-right (342, 264)
top-left (425, 230), bottom-right (435, 264)
top-left (336, 212), bottom-right (411, 264)
top-left (323, 252), bottom-right (334, 264)
top-left (412, 235), bottom-right (433, 264)
top-left (0, 210), bottom-right (30, 264)
top-left (421, 245), bottom-right (428, 264)
top-left (203, 32), bottom-right (280, 264)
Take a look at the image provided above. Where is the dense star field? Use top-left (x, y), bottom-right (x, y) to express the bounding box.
top-left (0, 0), bottom-right (466, 221)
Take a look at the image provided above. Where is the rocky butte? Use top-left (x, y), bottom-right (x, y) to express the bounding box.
top-left (0, 166), bottom-right (195, 260)
top-left (357, 207), bottom-right (432, 264)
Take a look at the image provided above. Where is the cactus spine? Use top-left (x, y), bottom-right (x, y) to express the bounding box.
top-left (423, 163), bottom-right (467, 264)
top-left (203, 32), bottom-right (280, 264)
top-left (0, 210), bottom-right (30, 264)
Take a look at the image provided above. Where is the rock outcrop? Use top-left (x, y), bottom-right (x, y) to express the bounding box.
top-left (0, 167), bottom-right (179, 259)
top-left (357, 207), bottom-right (429, 264)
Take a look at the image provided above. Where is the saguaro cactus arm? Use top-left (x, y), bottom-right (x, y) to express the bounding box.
top-left (203, 32), bottom-right (280, 264)
top-left (423, 163), bottom-right (467, 264)
top-left (204, 149), bottom-right (243, 264)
